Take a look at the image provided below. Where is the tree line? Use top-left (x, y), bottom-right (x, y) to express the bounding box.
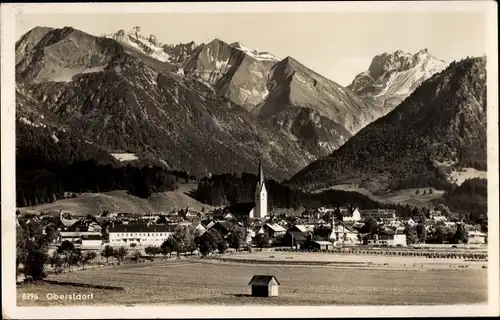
top-left (16, 121), bottom-right (188, 207)
top-left (194, 173), bottom-right (394, 210)
top-left (16, 220), bottom-right (257, 281)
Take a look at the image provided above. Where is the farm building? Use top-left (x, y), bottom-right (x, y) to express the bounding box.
top-left (262, 223), bottom-right (287, 239)
top-left (248, 275), bottom-right (280, 297)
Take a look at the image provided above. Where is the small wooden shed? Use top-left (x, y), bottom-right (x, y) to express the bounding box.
top-left (248, 275), bottom-right (280, 297)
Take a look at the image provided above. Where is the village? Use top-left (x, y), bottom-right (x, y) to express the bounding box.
top-left (14, 155), bottom-right (489, 306)
top-left (17, 200), bottom-right (487, 253)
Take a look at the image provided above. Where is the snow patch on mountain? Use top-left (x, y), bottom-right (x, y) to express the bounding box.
top-left (230, 42), bottom-right (280, 62)
top-left (103, 27), bottom-right (197, 65)
top-left (103, 27), bottom-right (171, 62)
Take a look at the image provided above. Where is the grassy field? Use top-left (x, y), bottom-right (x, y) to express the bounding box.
top-left (18, 183), bottom-right (211, 216)
top-left (17, 254), bottom-right (487, 306)
top-left (318, 184), bottom-right (446, 207)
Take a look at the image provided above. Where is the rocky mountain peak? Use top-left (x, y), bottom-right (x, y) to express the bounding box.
top-left (348, 48), bottom-right (447, 111)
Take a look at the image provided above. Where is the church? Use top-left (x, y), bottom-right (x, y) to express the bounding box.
top-left (249, 158), bottom-right (267, 219)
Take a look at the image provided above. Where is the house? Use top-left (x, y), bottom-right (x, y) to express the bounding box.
top-left (192, 222), bottom-right (207, 235)
top-left (402, 218), bottom-right (418, 227)
top-left (283, 230), bottom-right (310, 249)
top-left (210, 221), bottom-right (236, 237)
top-left (342, 207), bottom-right (362, 222)
top-left (335, 225), bottom-right (361, 245)
top-left (59, 210), bottom-right (80, 227)
top-left (444, 221), bottom-right (457, 228)
top-left (364, 229), bottom-right (407, 247)
top-left (292, 224), bottom-right (315, 233)
top-left (315, 224), bottom-right (361, 246)
top-left (360, 209), bottom-right (396, 220)
top-left (432, 215), bottom-right (448, 222)
top-left (108, 223), bottom-right (176, 247)
top-left (311, 240), bottom-right (334, 250)
top-left (248, 275), bottom-right (280, 297)
top-left (81, 234), bottom-right (103, 248)
top-left (87, 222), bottom-right (102, 233)
top-left (262, 223), bottom-right (287, 239)
top-left (224, 202), bottom-right (255, 220)
top-left (468, 231), bottom-right (487, 244)
top-left (58, 231), bottom-right (101, 244)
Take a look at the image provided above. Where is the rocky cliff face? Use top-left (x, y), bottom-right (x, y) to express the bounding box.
top-left (348, 49), bottom-right (446, 113)
top-left (183, 40), bottom-right (381, 158)
top-left (288, 57), bottom-right (487, 192)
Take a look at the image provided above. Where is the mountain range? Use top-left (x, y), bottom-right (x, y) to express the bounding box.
top-left (15, 26), bottom-right (391, 179)
top-left (15, 25), bottom-right (486, 197)
top-left (288, 57), bottom-right (487, 192)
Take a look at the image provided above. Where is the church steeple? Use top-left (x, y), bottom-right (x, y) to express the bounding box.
top-left (252, 154), bottom-right (267, 219)
top-left (258, 155), bottom-right (264, 186)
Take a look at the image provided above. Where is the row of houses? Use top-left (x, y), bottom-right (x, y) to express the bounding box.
top-left (20, 202), bottom-right (487, 249)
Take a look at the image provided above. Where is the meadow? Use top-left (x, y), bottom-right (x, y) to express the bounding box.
top-left (17, 254), bottom-right (487, 306)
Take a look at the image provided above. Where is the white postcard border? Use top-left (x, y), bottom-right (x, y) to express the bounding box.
top-left (2, 1), bottom-right (499, 318)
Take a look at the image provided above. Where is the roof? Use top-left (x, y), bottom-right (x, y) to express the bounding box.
top-left (248, 275), bottom-right (280, 286)
top-left (314, 241), bottom-right (333, 245)
top-left (377, 228), bottom-right (395, 235)
top-left (224, 202), bottom-right (255, 217)
top-left (361, 209), bottom-right (396, 216)
top-left (214, 221), bottom-right (237, 232)
top-left (293, 224), bottom-right (314, 233)
top-left (288, 231), bottom-right (309, 242)
top-left (60, 231), bottom-right (101, 237)
top-left (265, 223), bottom-right (287, 232)
top-left (81, 235), bottom-right (103, 240)
top-left (109, 223), bottom-right (177, 233)
top-left (469, 231), bottom-right (487, 236)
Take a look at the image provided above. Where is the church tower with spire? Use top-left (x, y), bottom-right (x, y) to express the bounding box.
top-left (252, 156), bottom-right (268, 219)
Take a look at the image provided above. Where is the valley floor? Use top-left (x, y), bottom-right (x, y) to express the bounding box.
top-left (17, 252), bottom-right (487, 306)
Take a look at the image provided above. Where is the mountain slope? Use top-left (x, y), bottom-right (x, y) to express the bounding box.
top-left (288, 57), bottom-right (487, 192)
top-left (15, 27), bottom-right (310, 180)
top-left (348, 49), bottom-right (446, 111)
top-left (183, 40), bottom-right (382, 157)
top-left (256, 56), bottom-right (382, 157)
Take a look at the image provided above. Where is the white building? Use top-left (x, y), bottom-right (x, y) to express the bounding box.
top-left (108, 223), bottom-right (176, 247)
top-left (58, 231), bottom-right (101, 244)
top-left (468, 231), bottom-right (487, 244)
top-left (365, 229), bottom-right (407, 247)
top-left (81, 235), bottom-right (104, 248)
top-left (328, 225), bottom-right (361, 246)
top-left (250, 158), bottom-right (267, 219)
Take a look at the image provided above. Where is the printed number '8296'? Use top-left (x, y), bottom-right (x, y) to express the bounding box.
top-left (22, 293), bottom-right (39, 300)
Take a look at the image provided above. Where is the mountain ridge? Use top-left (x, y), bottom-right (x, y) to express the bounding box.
top-left (288, 56), bottom-right (487, 192)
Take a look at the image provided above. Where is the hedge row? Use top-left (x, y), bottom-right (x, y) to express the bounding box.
top-left (274, 248), bottom-right (488, 260)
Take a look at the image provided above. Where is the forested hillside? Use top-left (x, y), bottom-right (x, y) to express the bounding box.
top-left (288, 57), bottom-right (487, 192)
top-left (16, 121), bottom-right (179, 207)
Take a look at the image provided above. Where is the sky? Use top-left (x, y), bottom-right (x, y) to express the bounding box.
top-left (16, 11), bottom-right (487, 86)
